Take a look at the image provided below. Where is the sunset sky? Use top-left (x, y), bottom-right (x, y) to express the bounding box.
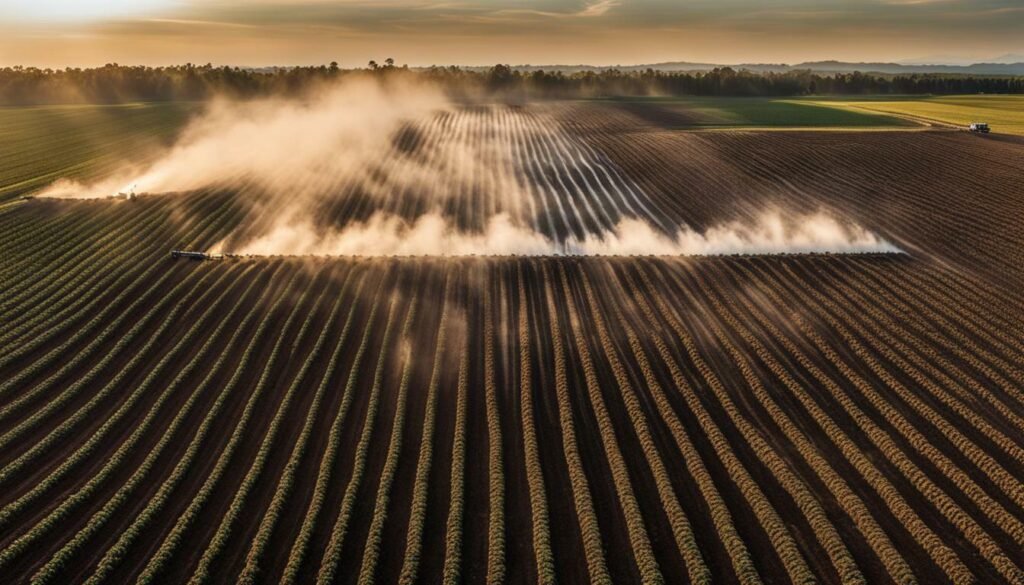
top-left (1, 0), bottom-right (1022, 68)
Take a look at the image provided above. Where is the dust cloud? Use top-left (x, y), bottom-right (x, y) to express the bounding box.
top-left (41, 76), bottom-right (901, 257)
top-left (229, 210), bottom-right (898, 256)
top-left (569, 213), bottom-right (900, 256)
top-left (41, 76), bottom-right (449, 200)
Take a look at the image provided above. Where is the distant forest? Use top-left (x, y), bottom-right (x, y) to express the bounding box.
top-left (1, 62), bottom-right (1022, 104)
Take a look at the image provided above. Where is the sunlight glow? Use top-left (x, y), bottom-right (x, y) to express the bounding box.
top-left (2, 0), bottom-right (177, 22)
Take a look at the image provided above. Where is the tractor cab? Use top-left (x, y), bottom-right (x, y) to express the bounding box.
top-left (968, 122), bottom-right (991, 133)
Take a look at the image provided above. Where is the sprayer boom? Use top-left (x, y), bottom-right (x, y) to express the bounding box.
top-left (170, 250), bottom-right (228, 260)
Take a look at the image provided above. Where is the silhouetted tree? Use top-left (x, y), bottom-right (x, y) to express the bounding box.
top-left (0, 62), bottom-right (1020, 104)
top-left (487, 64), bottom-right (516, 90)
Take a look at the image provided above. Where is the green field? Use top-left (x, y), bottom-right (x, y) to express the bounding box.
top-left (598, 96), bottom-right (917, 128)
top-left (0, 102), bottom-right (195, 202)
top-left (805, 95), bottom-right (1024, 135)
top-left (599, 94), bottom-right (1024, 134)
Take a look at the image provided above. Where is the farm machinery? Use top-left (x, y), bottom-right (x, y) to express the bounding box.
top-left (171, 250), bottom-right (230, 261)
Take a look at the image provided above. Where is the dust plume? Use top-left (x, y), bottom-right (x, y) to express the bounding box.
top-left (233, 211), bottom-right (553, 256)
top-left (229, 210), bottom-right (898, 256)
top-left (41, 75), bottom-right (449, 200)
top-left (569, 213), bottom-right (900, 256)
top-left (40, 76), bottom-right (900, 257)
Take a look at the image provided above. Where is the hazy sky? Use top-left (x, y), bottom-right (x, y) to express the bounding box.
top-left (1, 0), bottom-right (1022, 68)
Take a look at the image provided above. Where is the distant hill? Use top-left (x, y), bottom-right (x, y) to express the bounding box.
top-left (790, 61), bottom-right (1024, 75)
top-left (449, 60), bottom-right (1024, 76)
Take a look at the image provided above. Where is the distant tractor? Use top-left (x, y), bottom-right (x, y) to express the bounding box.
top-left (116, 185), bottom-right (139, 200)
top-left (968, 122), bottom-right (991, 133)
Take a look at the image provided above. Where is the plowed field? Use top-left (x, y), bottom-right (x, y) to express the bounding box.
top-left (2, 100), bottom-right (1024, 584)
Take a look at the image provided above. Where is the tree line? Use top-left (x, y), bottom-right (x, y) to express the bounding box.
top-left (1, 62), bottom-right (1021, 104)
